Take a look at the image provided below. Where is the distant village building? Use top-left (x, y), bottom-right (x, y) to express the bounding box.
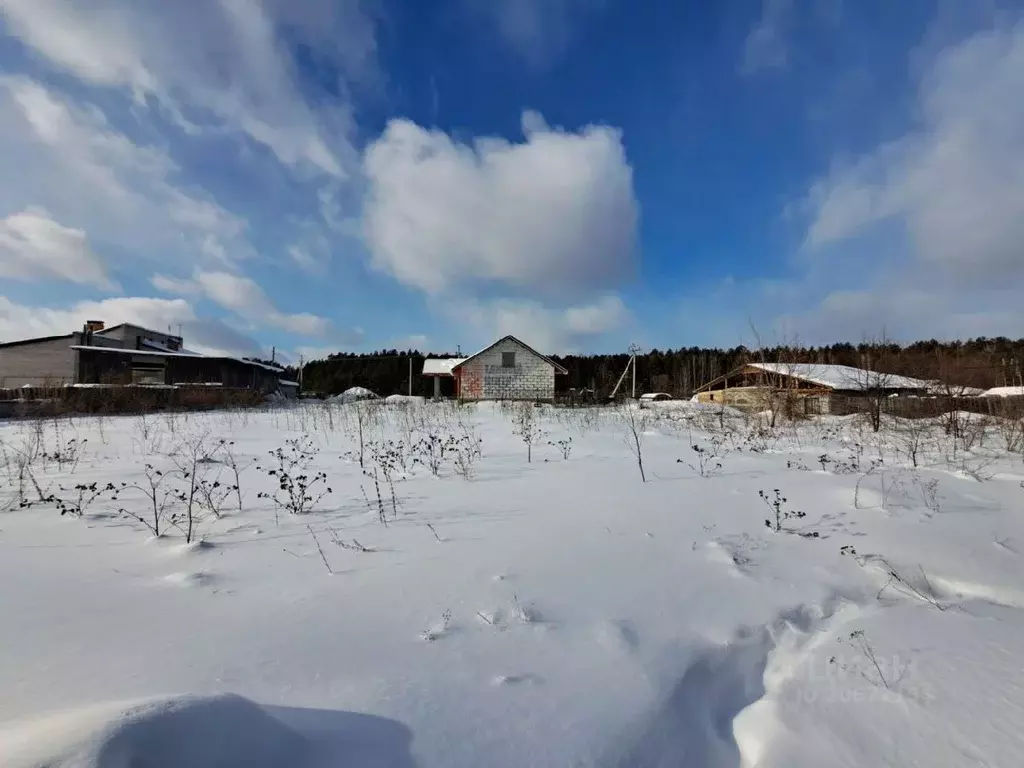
top-left (980, 386), bottom-right (1024, 398)
top-left (422, 335), bottom-right (567, 402)
top-left (692, 362), bottom-right (931, 415)
top-left (0, 321), bottom-right (288, 393)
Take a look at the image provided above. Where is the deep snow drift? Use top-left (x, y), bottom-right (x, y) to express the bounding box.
top-left (1, 400), bottom-right (1022, 767)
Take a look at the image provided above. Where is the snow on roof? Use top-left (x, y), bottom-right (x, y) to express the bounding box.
top-left (747, 362), bottom-right (931, 391)
top-left (422, 358), bottom-right (466, 376)
top-left (981, 386), bottom-right (1024, 397)
top-left (278, 379), bottom-right (300, 387)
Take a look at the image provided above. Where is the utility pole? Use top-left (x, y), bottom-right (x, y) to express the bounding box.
top-left (408, 356), bottom-right (413, 396)
top-left (298, 355), bottom-right (304, 391)
top-left (629, 343), bottom-right (642, 399)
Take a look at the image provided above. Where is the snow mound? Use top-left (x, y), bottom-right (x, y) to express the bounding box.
top-left (645, 399), bottom-right (744, 417)
top-left (385, 394), bottom-right (425, 405)
top-left (0, 694), bottom-right (307, 768)
top-left (162, 570), bottom-right (214, 587)
top-left (330, 387), bottom-right (379, 403)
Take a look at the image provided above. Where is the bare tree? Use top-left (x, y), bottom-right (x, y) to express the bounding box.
top-left (932, 347), bottom-right (981, 452)
top-left (844, 333), bottom-right (901, 433)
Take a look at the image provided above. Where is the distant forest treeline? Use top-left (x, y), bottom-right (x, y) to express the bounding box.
top-left (298, 337), bottom-right (1024, 397)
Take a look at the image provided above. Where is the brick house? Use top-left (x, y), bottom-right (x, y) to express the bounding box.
top-left (423, 336), bottom-right (567, 402)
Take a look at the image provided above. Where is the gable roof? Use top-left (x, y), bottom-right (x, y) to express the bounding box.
top-left (748, 362), bottom-right (930, 391)
top-left (451, 335), bottom-right (568, 375)
top-left (695, 362), bottom-right (932, 394)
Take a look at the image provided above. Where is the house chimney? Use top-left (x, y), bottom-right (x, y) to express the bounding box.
top-left (85, 320), bottom-right (105, 332)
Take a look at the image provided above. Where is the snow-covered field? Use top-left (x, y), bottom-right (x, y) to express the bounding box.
top-left (1, 400), bottom-right (1022, 767)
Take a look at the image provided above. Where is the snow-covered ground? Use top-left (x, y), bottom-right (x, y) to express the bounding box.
top-left (1, 401), bottom-right (1022, 767)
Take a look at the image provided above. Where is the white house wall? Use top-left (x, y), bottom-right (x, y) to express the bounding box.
top-left (459, 338), bottom-right (556, 401)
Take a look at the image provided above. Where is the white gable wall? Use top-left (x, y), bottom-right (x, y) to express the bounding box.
top-left (458, 338), bottom-right (556, 401)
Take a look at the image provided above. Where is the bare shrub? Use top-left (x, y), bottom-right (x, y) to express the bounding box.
top-left (166, 431), bottom-right (225, 543)
top-left (892, 418), bottom-right (933, 468)
top-left (41, 437), bottom-right (88, 473)
top-left (617, 405), bottom-right (650, 482)
top-left (366, 439), bottom-right (403, 520)
top-left (257, 437), bottom-right (332, 522)
top-left (117, 462), bottom-right (177, 537)
top-left (680, 434), bottom-right (730, 477)
top-left (348, 401), bottom-right (381, 469)
top-left (760, 488), bottom-right (809, 534)
top-left (840, 546), bottom-right (945, 611)
top-left (215, 439), bottom-right (251, 516)
top-left (512, 402), bottom-right (547, 463)
top-left (548, 437), bottom-right (573, 460)
top-left (412, 432), bottom-right (450, 477)
top-left (993, 410), bottom-right (1024, 455)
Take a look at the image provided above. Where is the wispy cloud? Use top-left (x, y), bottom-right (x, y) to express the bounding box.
top-left (739, 0), bottom-right (792, 75)
top-left (464, 0), bottom-right (606, 67)
top-left (152, 270), bottom-right (333, 337)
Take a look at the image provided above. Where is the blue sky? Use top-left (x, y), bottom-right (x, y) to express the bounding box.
top-left (1, 0), bottom-right (1022, 361)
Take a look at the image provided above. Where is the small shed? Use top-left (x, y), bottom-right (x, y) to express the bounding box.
top-left (421, 357), bottom-right (467, 399)
top-left (449, 336), bottom-right (567, 402)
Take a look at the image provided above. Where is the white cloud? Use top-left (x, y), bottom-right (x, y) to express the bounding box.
top-left (782, 284), bottom-right (1024, 345)
top-left (740, 0), bottom-right (791, 75)
top-left (802, 21), bottom-right (1024, 285)
top-left (0, 295), bottom-right (265, 357)
top-left (465, 0), bottom-right (604, 66)
top-left (362, 111), bottom-right (638, 297)
top-left (0, 76), bottom-right (251, 268)
top-left (153, 269), bottom-right (332, 337)
top-left (451, 295), bottom-right (630, 354)
top-left (0, 208), bottom-right (114, 289)
top-left (0, 0), bottom-right (371, 176)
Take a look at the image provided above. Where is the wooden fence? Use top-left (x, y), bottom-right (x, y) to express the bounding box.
top-left (0, 385), bottom-right (265, 417)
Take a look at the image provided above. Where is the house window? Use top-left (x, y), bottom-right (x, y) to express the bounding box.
top-left (502, 352), bottom-right (516, 368)
top-left (709, 393), bottom-right (715, 401)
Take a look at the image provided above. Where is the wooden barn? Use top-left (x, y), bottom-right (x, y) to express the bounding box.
top-left (693, 362), bottom-right (930, 415)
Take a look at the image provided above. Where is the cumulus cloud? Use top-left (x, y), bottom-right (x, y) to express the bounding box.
top-left (802, 22), bottom-right (1024, 284)
top-left (0, 0), bottom-right (369, 176)
top-left (0, 295), bottom-right (265, 357)
top-left (152, 270), bottom-right (332, 337)
top-left (0, 208), bottom-right (114, 289)
top-left (451, 295), bottom-right (630, 354)
top-left (362, 111), bottom-right (638, 298)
